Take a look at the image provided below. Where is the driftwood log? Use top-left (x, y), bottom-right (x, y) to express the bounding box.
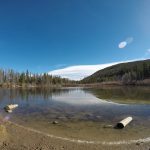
top-left (116, 117), bottom-right (133, 129)
top-left (4, 104), bottom-right (18, 113)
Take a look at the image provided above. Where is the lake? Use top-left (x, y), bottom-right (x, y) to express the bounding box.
top-left (0, 86), bottom-right (150, 143)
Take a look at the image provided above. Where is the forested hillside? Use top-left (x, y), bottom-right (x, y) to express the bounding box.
top-left (0, 69), bottom-right (74, 87)
top-left (82, 59), bottom-right (150, 85)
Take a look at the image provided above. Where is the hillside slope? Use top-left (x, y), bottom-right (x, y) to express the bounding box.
top-left (82, 59), bottom-right (150, 85)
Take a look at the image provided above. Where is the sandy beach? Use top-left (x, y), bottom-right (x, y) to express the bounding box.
top-left (0, 121), bottom-right (150, 150)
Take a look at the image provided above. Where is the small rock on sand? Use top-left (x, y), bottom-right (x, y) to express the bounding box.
top-left (136, 141), bottom-right (144, 146)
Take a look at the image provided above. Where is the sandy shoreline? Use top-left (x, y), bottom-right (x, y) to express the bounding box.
top-left (0, 121), bottom-right (149, 150)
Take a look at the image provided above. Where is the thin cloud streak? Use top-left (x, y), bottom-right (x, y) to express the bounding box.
top-left (144, 49), bottom-right (150, 57)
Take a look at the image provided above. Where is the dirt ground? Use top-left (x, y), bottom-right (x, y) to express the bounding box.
top-left (0, 121), bottom-right (150, 150)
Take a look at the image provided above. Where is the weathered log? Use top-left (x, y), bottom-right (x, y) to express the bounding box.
top-left (116, 117), bottom-right (133, 129)
top-left (5, 109), bottom-right (13, 113)
top-left (4, 104), bottom-right (18, 112)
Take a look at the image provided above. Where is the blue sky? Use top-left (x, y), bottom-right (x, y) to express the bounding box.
top-left (0, 0), bottom-right (150, 78)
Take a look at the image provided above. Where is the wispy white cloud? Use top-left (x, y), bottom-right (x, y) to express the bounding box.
top-left (54, 64), bottom-right (67, 68)
top-left (49, 63), bottom-right (117, 80)
top-left (147, 49), bottom-right (150, 53)
top-left (118, 41), bottom-right (127, 48)
top-left (48, 59), bottom-right (140, 81)
top-left (144, 49), bottom-right (150, 57)
top-left (118, 37), bottom-right (133, 49)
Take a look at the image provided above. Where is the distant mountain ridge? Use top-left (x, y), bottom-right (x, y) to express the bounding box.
top-left (81, 59), bottom-right (150, 85)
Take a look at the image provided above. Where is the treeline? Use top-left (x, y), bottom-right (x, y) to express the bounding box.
top-left (82, 59), bottom-right (150, 85)
top-left (0, 69), bottom-right (75, 87)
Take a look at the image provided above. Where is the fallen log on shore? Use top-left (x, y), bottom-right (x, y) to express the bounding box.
top-left (116, 117), bottom-right (133, 129)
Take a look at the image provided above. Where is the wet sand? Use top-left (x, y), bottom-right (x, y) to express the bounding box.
top-left (0, 121), bottom-right (150, 150)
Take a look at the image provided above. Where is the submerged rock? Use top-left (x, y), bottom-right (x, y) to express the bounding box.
top-left (52, 121), bottom-right (58, 124)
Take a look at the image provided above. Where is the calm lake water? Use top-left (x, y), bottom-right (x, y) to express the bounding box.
top-left (0, 86), bottom-right (150, 142)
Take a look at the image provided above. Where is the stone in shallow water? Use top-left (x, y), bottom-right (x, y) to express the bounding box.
top-left (52, 121), bottom-right (59, 124)
top-left (96, 116), bottom-right (101, 119)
